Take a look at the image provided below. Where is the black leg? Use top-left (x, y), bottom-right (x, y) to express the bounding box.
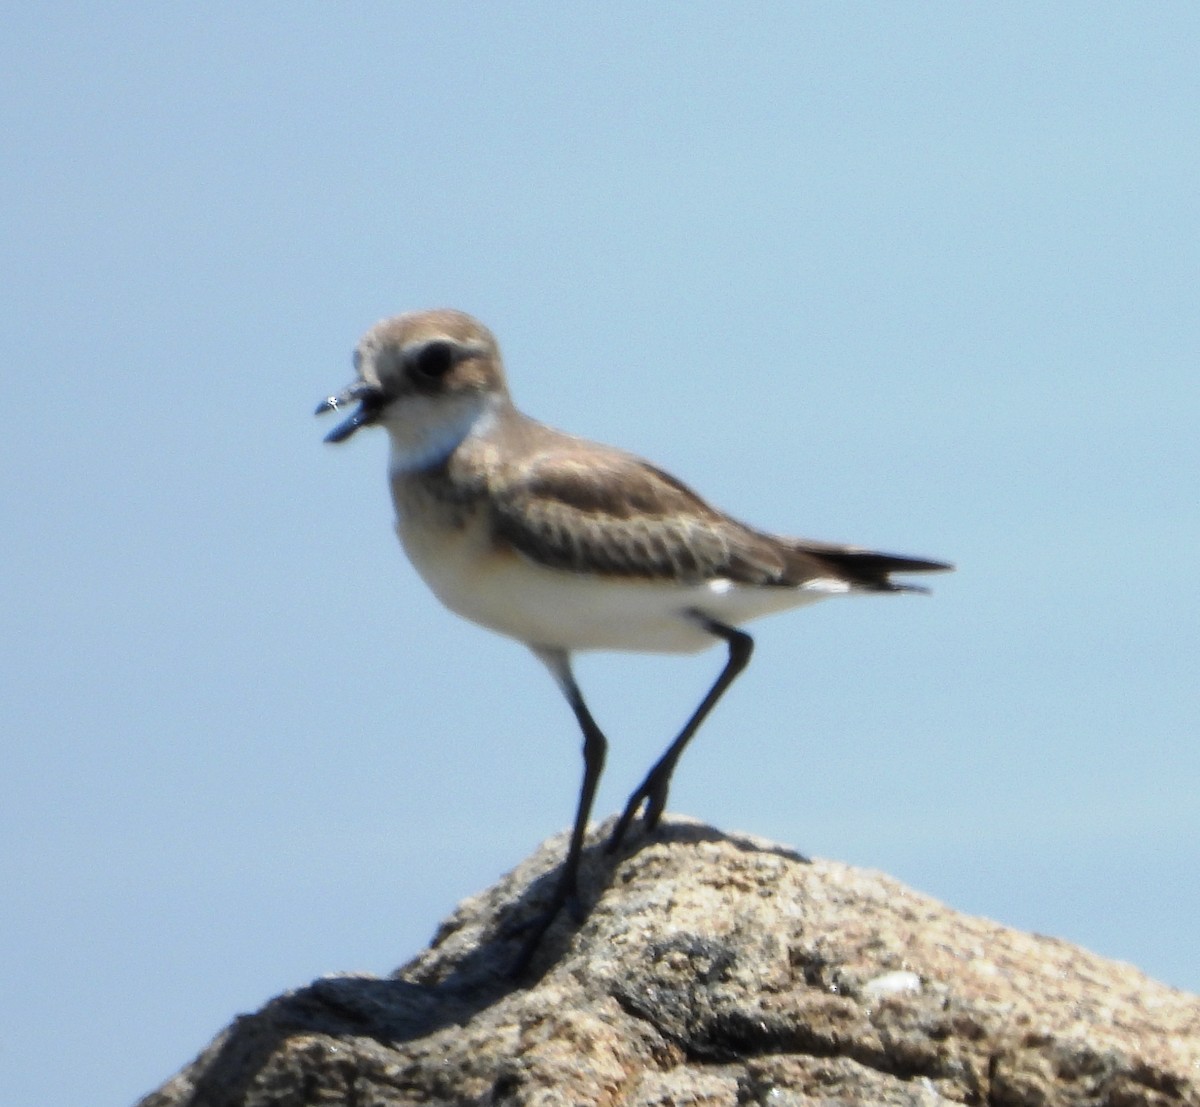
top-left (514, 650), bottom-right (607, 973)
top-left (608, 615), bottom-right (753, 851)
top-left (550, 672), bottom-right (608, 916)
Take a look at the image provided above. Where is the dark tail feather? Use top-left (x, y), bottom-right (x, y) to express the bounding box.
top-left (793, 540), bottom-right (953, 594)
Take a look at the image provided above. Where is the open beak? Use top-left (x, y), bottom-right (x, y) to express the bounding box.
top-left (315, 382), bottom-right (385, 443)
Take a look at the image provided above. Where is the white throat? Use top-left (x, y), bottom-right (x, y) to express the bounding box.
top-left (385, 391), bottom-right (499, 475)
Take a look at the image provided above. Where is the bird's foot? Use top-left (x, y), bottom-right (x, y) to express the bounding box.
top-left (607, 768), bottom-right (671, 853)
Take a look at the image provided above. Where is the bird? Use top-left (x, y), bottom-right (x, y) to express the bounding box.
top-left (317, 308), bottom-right (950, 962)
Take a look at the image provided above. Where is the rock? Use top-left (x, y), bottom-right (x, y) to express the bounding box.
top-left (138, 816), bottom-right (1200, 1107)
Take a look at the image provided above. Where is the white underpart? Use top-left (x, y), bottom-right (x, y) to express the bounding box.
top-left (385, 392), bottom-right (498, 475)
top-left (395, 504), bottom-right (858, 654)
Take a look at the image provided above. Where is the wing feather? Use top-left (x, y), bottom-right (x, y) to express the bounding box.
top-left (488, 452), bottom-right (790, 584)
top-left (476, 431), bottom-right (951, 591)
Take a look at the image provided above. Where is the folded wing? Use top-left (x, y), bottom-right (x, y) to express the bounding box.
top-left (488, 449), bottom-right (951, 591)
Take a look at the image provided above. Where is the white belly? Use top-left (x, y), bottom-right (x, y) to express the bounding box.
top-left (394, 513), bottom-right (844, 654)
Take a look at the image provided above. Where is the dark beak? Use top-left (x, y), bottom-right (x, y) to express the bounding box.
top-left (315, 382), bottom-right (385, 443)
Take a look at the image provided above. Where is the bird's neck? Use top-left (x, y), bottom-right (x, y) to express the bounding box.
top-left (385, 392), bottom-right (506, 477)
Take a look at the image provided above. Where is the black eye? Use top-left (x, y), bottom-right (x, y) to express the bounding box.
top-left (411, 340), bottom-right (456, 381)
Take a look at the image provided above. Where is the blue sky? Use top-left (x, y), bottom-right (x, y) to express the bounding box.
top-left (4, 5), bottom-right (1198, 1104)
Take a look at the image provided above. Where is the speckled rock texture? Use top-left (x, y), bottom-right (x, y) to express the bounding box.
top-left (139, 817), bottom-right (1199, 1107)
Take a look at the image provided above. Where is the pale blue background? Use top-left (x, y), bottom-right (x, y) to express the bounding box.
top-left (4, 5), bottom-right (1197, 1105)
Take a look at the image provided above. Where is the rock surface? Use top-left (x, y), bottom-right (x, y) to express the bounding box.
top-left (139, 817), bottom-right (1200, 1107)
